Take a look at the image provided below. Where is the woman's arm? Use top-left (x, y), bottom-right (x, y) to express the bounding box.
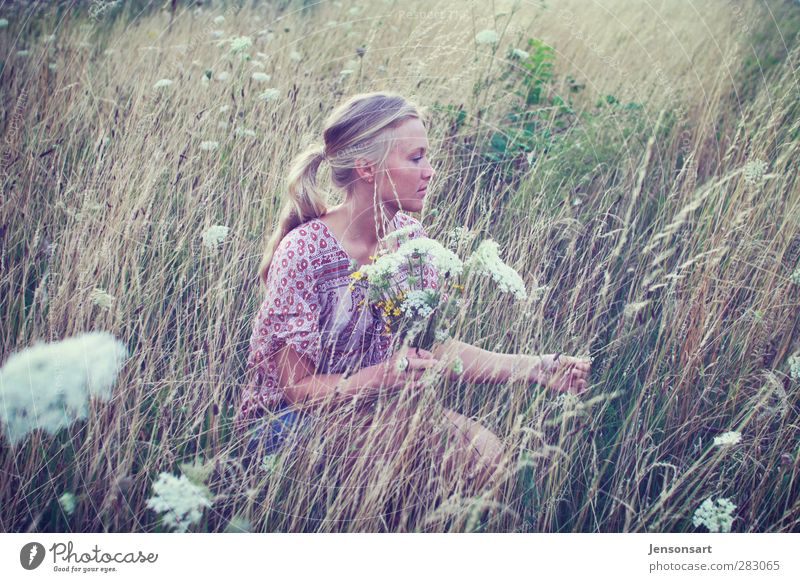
top-left (429, 338), bottom-right (539, 384)
top-left (430, 338), bottom-right (590, 394)
top-left (279, 344), bottom-right (439, 410)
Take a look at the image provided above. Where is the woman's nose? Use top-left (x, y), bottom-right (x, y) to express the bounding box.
top-left (423, 159), bottom-right (435, 180)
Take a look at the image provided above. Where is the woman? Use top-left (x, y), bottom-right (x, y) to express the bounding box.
top-left (238, 91), bottom-right (591, 494)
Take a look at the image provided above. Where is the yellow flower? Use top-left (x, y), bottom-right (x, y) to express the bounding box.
top-left (349, 271), bottom-right (365, 280)
top-left (453, 283), bottom-right (465, 292)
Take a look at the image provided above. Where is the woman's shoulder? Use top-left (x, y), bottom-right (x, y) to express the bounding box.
top-left (274, 219), bottom-right (328, 256)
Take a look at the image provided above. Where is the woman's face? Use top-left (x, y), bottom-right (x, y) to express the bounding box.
top-left (375, 118), bottom-right (435, 213)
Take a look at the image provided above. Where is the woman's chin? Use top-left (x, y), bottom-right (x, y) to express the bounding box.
top-left (399, 197), bottom-right (426, 212)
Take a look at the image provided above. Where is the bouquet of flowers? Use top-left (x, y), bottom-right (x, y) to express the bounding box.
top-left (348, 225), bottom-right (528, 352)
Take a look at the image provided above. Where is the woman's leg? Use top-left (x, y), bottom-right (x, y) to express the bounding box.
top-left (438, 409), bottom-right (507, 492)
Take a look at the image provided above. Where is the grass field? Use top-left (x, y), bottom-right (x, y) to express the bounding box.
top-left (1, 0), bottom-right (799, 532)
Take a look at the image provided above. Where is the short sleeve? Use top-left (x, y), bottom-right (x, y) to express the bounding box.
top-left (252, 229), bottom-right (322, 373)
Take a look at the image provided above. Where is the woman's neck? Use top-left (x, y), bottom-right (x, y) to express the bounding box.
top-left (328, 187), bottom-right (398, 246)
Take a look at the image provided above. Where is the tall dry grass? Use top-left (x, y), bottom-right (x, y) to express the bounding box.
top-left (1, 0), bottom-right (798, 532)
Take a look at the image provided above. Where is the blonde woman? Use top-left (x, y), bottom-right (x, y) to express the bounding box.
top-left (238, 91), bottom-right (590, 493)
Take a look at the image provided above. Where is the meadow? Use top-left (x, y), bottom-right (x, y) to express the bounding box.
top-left (1, 0), bottom-right (799, 532)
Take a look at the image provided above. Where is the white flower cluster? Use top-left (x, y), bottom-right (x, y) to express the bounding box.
top-left (712, 430), bottom-right (741, 446)
top-left (153, 78), bottom-right (173, 89)
top-left (790, 265), bottom-right (800, 286)
top-left (0, 332), bottom-right (128, 445)
top-left (199, 141), bottom-right (219, 151)
top-left (400, 289), bottom-right (438, 319)
top-left (475, 29), bottom-right (499, 45)
top-left (259, 88), bottom-right (280, 101)
top-left (511, 48), bottom-right (530, 59)
top-left (447, 226), bottom-right (477, 249)
top-left (145, 472), bottom-right (212, 532)
top-left (229, 36), bottom-right (252, 55)
top-left (743, 159), bottom-right (768, 186)
top-left (251, 72), bottom-right (271, 82)
top-left (451, 356), bottom-right (464, 376)
top-left (202, 225), bottom-right (229, 249)
top-left (90, 288), bottom-right (115, 310)
top-left (396, 237), bottom-right (463, 277)
top-left (692, 497), bottom-right (736, 532)
top-left (467, 240), bottom-right (527, 300)
top-left (383, 224), bottom-right (417, 244)
top-left (59, 492), bottom-right (77, 516)
top-left (788, 354), bottom-right (800, 382)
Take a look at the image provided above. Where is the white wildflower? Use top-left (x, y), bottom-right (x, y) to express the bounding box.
top-left (199, 141), bottom-right (219, 151)
top-left (235, 128), bottom-right (257, 138)
top-left (396, 237), bottom-right (464, 277)
top-left (556, 392), bottom-right (580, 410)
top-left (289, 50), bottom-right (302, 61)
top-left (217, 120), bottom-right (228, 129)
top-left (358, 252), bottom-right (406, 287)
top-left (788, 354), bottom-right (800, 381)
top-left (434, 328), bottom-right (450, 343)
top-left (692, 497), bottom-right (736, 533)
top-left (447, 226), bottom-right (477, 249)
top-left (340, 68), bottom-right (354, 77)
top-left (17, 50), bottom-right (29, 57)
top-left (0, 18), bottom-right (8, 28)
top-left (466, 240), bottom-right (527, 300)
top-left (59, 492), bottom-right (77, 515)
top-left (213, 15), bottom-right (225, 24)
top-left (215, 71), bottom-right (230, 82)
top-left (48, 63), bottom-right (58, 71)
top-left (229, 36), bottom-right (252, 55)
top-left (202, 225), bottom-right (229, 249)
top-left (511, 48), bottom-right (529, 59)
top-left (383, 225), bottom-right (417, 244)
top-left (258, 88), bottom-right (280, 101)
top-left (451, 356), bottom-right (464, 376)
top-left (713, 431), bottom-right (742, 446)
top-left (260, 454), bottom-right (279, 473)
top-left (743, 159), bottom-right (768, 186)
top-left (256, 52), bottom-right (268, 59)
top-left (790, 265), bottom-right (800, 286)
top-left (0, 332), bottom-right (128, 445)
top-left (145, 472), bottom-right (212, 532)
top-left (400, 289), bottom-right (438, 319)
top-left (153, 78), bottom-right (173, 89)
top-left (251, 72), bottom-right (271, 82)
top-left (475, 29), bottom-right (500, 45)
top-left (45, 34), bottom-right (56, 43)
top-left (90, 288), bottom-right (115, 310)
top-left (250, 60), bottom-right (265, 69)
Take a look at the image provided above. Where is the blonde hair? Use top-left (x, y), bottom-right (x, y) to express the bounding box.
top-left (257, 91), bottom-right (425, 287)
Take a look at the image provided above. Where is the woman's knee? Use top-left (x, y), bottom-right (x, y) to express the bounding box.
top-left (441, 409), bottom-right (507, 488)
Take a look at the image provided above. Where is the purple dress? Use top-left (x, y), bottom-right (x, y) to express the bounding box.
top-left (237, 212), bottom-right (441, 431)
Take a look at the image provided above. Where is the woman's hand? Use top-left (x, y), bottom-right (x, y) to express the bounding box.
top-left (519, 353), bottom-right (591, 395)
top-left (379, 347), bottom-right (440, 393)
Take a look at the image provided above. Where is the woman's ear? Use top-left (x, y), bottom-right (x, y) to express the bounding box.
top-left (353, 157), bottom-right (376, 183)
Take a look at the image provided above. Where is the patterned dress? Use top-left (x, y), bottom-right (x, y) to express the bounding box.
top-left (237, 212), bottom-right (440, 431)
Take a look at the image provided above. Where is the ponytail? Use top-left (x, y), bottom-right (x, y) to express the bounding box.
top-left (257, 143), bottom-right (328, 288)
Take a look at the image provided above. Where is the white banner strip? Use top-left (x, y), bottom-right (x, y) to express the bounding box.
top-left (1, 533), bottom-right (798, 581)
